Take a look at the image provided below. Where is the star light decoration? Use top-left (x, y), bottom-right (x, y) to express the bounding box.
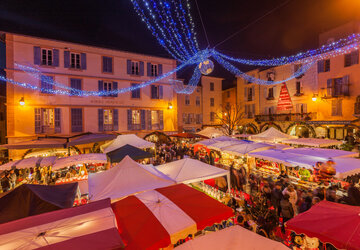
top-left (4, 0), bottom-right (360, 96)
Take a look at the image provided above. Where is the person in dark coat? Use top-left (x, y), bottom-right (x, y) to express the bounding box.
top-left (1, 172), bottom-right (10, 193)
top-left (347, 183), bottom-right (360, 206)
top-left (271, 182), bottom-right (283, 216)
top-left (280, 194), bottom-right (294, 233)
top-left (299, 196), bottom-right (312, 213)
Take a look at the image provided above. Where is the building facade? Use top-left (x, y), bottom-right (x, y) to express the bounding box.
top-left (222, 86), bottom-right (237, 111)
top-left (237, 21), bottom-right (360, 140)
top-left (4, 33), bottom-right (179, 159)
top-left (177, 76), bottom-right (223, 132)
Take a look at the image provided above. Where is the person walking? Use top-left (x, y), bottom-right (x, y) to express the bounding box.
top-left (280, 194), bottom-right (294, 233)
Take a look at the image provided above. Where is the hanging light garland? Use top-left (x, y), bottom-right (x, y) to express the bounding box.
top-left (3, 0), bottom-right (360, 96)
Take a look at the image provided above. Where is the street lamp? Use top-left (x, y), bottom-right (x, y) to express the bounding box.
top-left (168, 102), bottom-right (173, 109)
top-left (19, 97), bottom-right (25, 106)
top-left (312, 94), bottom-right (318, 102)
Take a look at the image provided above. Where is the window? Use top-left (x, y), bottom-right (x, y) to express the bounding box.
top-left (131, 61), bottom-right (140, 75)
top-left (70, 52), bottom-right (81, 69)
top-left (103, 81), bottom-right (113, 97)
top-left (183, 113), bottom-right (190, 124)
top-left (151, 110), bottom-right (160, 130)
top-left (99, 80), bottom-right (117, 97)
top-left (210, 82), bottom-right (214, 91)
top-left (196, 114), bottom-right (202, 124)
top-left (41, 75), bottom-right (54, 94)
top-left (151, 64), bottom-right (158, 77)
top-left (344, 50), bottom-right (359, 67)
top-left (70, 78), bottom-right (82, 96)
top-left (248, 87), bottom-right (253, 101)
top-left (210, 112), bottom-right (215, 122)
top-left (327, 76), bottom-right (350, 97)
top-left (267, 87), bottom-right (274, 99)
top-left (103, 109), bottom-right (113, 131)
top-left (210, 98), bottom-right (214, 107)
top-left (227, 91), bottom-right (230, 98)
top-left (318, 59), bottom-right (330, 73)
top-left (41, 49), bottom-right (52, 66)
top-left (71, 108), bottom-right (83, 133)
top-left (296, 103), bottom-right (307, 114)
top-left (185, 95), bottom-right (190, 105)
top-left (295, 81), bottom-right (303, 95)
top-left (102, 56), bottom-right (113, 73)
top-left (332, 99), bottom-right (342, 116)
top-left (245, 104), bottom-right (255, 118)
top-left (131, 83), bottom-right (141, 98)
top-left (35, 108), bottom-right (61, 134)
top-left (132, 110), bottom-right (141, 129)
top-left (267, 72), bottom-right (275, 81)
top-left (196, 96), bottom-right (200, 106)
top-left (151, 85), bottom-right (163, 99)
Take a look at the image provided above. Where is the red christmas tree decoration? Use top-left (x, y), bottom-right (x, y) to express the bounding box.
top-left (277, 83), bottom-right (293, 111)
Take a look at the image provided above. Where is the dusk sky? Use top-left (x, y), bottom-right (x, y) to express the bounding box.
top-left (0, 0), bottom-right (359, 86)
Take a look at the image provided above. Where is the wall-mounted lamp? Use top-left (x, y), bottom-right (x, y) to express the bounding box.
top-left (224, 112), bottom-right (228, 116)
top-left (168, 102), bottom-right (173, 109)
top-left (312, 94), bottom-right (318, 102)
top-left (19, 97), bottom-right (25, 106)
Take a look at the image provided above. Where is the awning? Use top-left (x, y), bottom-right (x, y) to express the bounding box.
top-left (196, 136), bottom-right (240, 146)
top-left (0, 199), bottom-right (123, 249)
top-left (67, 133), bottom-right (117, 147)
top-left (249, 127), bottom-right (297, 142)
top-left (106, 144), bottom-right (153, 163)
top-left (0, 138), bottom-right (67, 149)
top-left (286, 201), bottom-right (360, 250)
top-left (52, 153), bottom-right (107, 170)
top-left (101, 134), bottom-right (155, 153)
top-left (170, 132), bottom-right (209, 139)
top-left (335, 157), bottom-right (360, 179)
top-left (285, 147), bottom-right (358, 158)
top-left (111, 184), bottom-right (233, 249)
top-left (223, 142), bottom-right (274, 156)
top-left (196, 127), bottom-right (224, 138)
top-left (282, 138), bottom-right (342, 147)
top-left (207, 140), bottom-right (245, 151)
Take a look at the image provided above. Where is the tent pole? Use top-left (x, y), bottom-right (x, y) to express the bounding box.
top-left (227, 172), bottom-right (231, 193)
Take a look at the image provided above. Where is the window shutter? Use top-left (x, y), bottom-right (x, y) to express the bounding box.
top-left (112, 81), bottom-right (118, 97)
top-left (35, 108), bottom-right (41, 134)
top-left (54, 108), bottom-right (61, 133)
top-left (113, 109), bottom-right (118, 131)
top-left (139, 61), bottom-right (144, 76)
top-left (338, 100), bottom-right (342, 116)
top-left (98, 80), bottom-right (103, 96)
top-left (182, 113), bottom-right (187, 123)
top-left (351, 50), bottom-right (359, 65)
top-left (80, 53), bottom-right (87, 70)
top-left (342, 75), bottom-right (350, 96)
top-left (263, 87), bottom-right (267, 98)
top-left (331, 100), bottom-right (337, 116)
top-left (147, 110), bottom-right (152, 130)
top-left (71, 108), bottom-right (83, 133)
top-left (252, 104), bottom-right (255, 116)
top-left (200, 114), bottom-right (203, 123)
top-left (273, 86), bottom-right (277, 98)
top-left (159, 85), bottom-right (163, 99)
top-left (158, 64), bottom-right (163, 75)
top-left (127, 110), bottom-right (132, 130)
top-left (303, 103), bottom-right (307, 113)
top-left (127, 60), bottom-right (132, 74)
top-left (140, 110), bottom-right (146, 130)
top-left (252, 86), bottom-right (255, 97)
top-left (159, 110), bottom-right (164, 130)
top-left (317, 60), bottom-right (324, 73)
top-left (98, 109), bottom-right (104, 132)
top-left (151, 85), bottom-right (156, 99)
top-left (102, 57), bottom-right (107, 72)
top-left (52, 49), bottom-right (59, 67)
top-left (147, 63), bottom-right (151, 76)
top-left (34, 47), bottom-right (41, 65)
top-left (244, 87), bottom-right (247, 99)
top-left (64, 51), bottom-right (70, 68)
top-left (327, 79), bottom-right (333, 96)
top-left (245, 105), bottom-right (248, 115)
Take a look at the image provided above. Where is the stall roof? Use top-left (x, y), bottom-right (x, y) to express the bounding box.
top-left (39, 156), bottom-right (57, 167)
top-left (196, 127), bottom-right (224, 138)
top-left (0, 160), bottom-right (22, 171)
top-left (67, 133), bottom-right (117, 146)
top-left (155, 158), bottom-right (228, 184)
top-left (207, 140), bottom-right (246, 151)
top-left (0, 199), bottom-right (123, 249)
top-left (88, 156), bottom-right (175, 201)
top-left (0, 183), bottom-right (78, 224)
top-left (0, 138), bottom-right (67, 149)
top-left (170, 132), bottom-right (209, 139)
top-left (196, 136), bottom-right (239, 146)
top-left (223, 142), bottom-right (274, 156)
top-left (177, 225), bottom-right (288, 250)
top-left (286, 201), bottom-right (360, 250)
top-left (249, 127), bottom-right (297, 142)
top-left (334, 157), bottom-right (360, 179)
top-left (111, 184), bottom-right (233, 249)
top-left (282, 138), bottom-right (342, 147)
top-left (285, 147), bottom-right (358, 158)
top-left (52, 153), bottom-right (107, 170)
top-left (101, 134), bottom-right (155, 153)
top-left (106, 144), bottom-right (153, 163)
top-left (249, 149), bottom-right (326, 168)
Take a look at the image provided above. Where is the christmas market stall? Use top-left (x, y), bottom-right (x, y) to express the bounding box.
top-left (0, 198), bottom-right (123, 249)
top-left (249, 127), bottom-right (297, 143)
top-left (196, 127), bottom-right (224, 138)
top-left (286, 201), bottom-right (360, 250)
top-left (101, 134), bottom-right (155, 153)
top-left (282, 138), bottom-right (343, 148)
top-left (106, 144), bottom-right (153, 164)
top-left (111, 184), bottom-right (233, 249)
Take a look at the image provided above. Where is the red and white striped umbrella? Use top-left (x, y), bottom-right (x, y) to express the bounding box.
top-left (112, 184), bottom-right (234, 249)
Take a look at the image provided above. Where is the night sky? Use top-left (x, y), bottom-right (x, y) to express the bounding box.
top-left (0, 0), bottom-right (359, 88)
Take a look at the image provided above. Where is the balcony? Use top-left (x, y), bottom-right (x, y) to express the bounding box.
top-left (354, 102), bottom-right (360, 117)
top-left (255, 112), bottom-right (317, 122)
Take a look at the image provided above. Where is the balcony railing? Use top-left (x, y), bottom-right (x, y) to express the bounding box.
top-left (354, 102), bottom-right (360, 116)
top-left (255, 112), bottom-right (317, 122)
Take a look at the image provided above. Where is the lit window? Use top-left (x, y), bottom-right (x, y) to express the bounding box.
top-left (132, 110), bottom-right (141, 125)
top-left (41, 49), bottom-right (52, 66)
top-left (70, 52), bottom-right (81, 69)
top-left (103, 109), bottom-right (113, 125)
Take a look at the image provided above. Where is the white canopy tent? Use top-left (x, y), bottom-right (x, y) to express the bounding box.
top-left (0, 156), bottom-right (58, 171)
top-left (223, 142), bottom-right (274, 156)
top-left (0, 160), bottom-right (21, 171)
top-left (249, 149), bottom-right (326, 168)
top-left (52, 153), bottom-right (107, 170)
top-left (155, 158), bottom-right (229, 188)
top-left (285, 147), bottom-right (358, 158)
top-left (101, 134), bottom-right (155, 153)
top-left (177, 225), bottom-right (288, 250)
top-left (196, 127), bottom-right (224, 138)
top-left (196, 136), bottom-right (239, 147)
top-left (249, 127), bottom-right (297, 143)
top-left (88, 156), bottom-right (175, 201)
top-left (207, 140), bottom-right (245, 151)
top-left (282, 138), bottom-right (343, 147)
top-left (334, 157), bottom-right (360, 179)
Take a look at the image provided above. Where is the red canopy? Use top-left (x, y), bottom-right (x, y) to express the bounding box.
top-left (170, 132), bottom-right (209, 139)
top-left (286, 201), bottom-right (360, 250)
top-left (111, 184), bottom-right (233, 249)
